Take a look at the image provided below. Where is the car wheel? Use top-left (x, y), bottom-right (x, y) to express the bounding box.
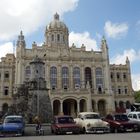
top-left (22, 130), bottom-right (25, 136)
top-left (114, 128), bottom-right (118, 133)
top-left (82, 127), bottom-right (86, 134)
top-left (55, 130), bottom-right (59, 135)
top-left (51, 129), bottom-right (54, 134)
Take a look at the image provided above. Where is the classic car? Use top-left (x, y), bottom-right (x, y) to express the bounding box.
top-left (104, 113), bottom-right (139, 133)
top-left (127, 111), bottom-right (140, 122)
top-left (74, 112), bottom-right (110, 134)
top-left (127, 112), bottom-right (140, 131)
top-left (0, 115), bottom-right (25, 136)
top-left (51, 115), bottom-right (80, 134)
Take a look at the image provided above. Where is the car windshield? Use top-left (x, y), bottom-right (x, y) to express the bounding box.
top-left (57, 117), bottom-right (74, 124)
top-left (138, 113), bottom-right (140, 119)
top-left (4, 117), bottom-right (23, 123)
top-left (84, 114), bottom-right (100, 119)
top-left (115, 114), bottom-right (129, 121)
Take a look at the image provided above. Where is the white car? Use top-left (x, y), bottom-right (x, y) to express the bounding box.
top-left (74, 112), bottom-right (110, 134)
top-left (127, 112), bottom-right (140, 122)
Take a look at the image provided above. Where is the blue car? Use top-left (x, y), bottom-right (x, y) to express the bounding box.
top-left (0, 115), bottom-right (25, 136)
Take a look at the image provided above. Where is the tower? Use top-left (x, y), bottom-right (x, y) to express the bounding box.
top-left (101, 36), bottom-right (115, 113)
top-left (45, 13), bottom-right (69, 48)
top-left (15, 31), bottom-right (26, 85)
top-left (28, 56), bottom-right (53, 123)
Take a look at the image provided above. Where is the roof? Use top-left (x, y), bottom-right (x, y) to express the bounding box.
top-left (54, 115), bottom-right (73, 118)
top-left (79, 112), bottom-right (99, 115)
top-left (127, 111), bottom-right (140, 114)
top-left (5, 115), bottom-right (23, 118)
top-left (46, 13), bottom-right (68, 31)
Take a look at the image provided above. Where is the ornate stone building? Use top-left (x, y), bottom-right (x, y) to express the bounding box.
top-left (0, 13), bottom-right (134, 117)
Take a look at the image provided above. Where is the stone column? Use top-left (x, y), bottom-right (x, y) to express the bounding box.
top-left (94, 101), bottom-right (98, 112)
top-left (92, 66), bottom-right (96, 94)
top-left (87, 94), bottom-right (92, 112)
top-left (80, 65), bottom-right (85, 88)
top-left (46, 64), bottom-right (50, 89)
top-left (69, 64), bottom-right (73, 89)
top-left (57, 64), bottom-right (61, 90)
top-left (0, 67), bottom-right (4, 98)
top-left (77, 100), bottom-right (80, 113)
top-left (60, 101), bottom-right (63, 115)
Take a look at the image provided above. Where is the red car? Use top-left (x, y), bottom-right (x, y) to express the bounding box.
top-left (104, 114), bottom-right (139, 133)
top-left (51, 115), bottom-right (80, 134)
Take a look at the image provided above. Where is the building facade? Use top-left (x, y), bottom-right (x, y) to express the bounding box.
top-left (0, 13), bottom-right (134, 117)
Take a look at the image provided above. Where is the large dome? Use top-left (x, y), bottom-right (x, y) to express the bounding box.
top-left (45, 13), bottom-right (69, 47)
top-left (47, 13), bottom-right (68, 31)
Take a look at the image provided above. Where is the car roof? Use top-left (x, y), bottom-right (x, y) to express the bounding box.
top-left (5, 115), bottom-right (23, 118)
top-left (54, 115), bottom-right (73, 118)
top-left (79, 112), bottom-right (99, 115)
top-left (128, 112), bottom-right (140, 114)
top-left (106, 113), bottom-right (127, 116)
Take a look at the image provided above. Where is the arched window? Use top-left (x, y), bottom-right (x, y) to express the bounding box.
top-left (25, 66), bottom-right (31, 77)
top-left (96, 67), bottom-right (102, 76)
top-left (96, 67), bottom-right (103, 93)
top-left (50, 66), bottom-right (57, 89)
top-left (73, 67), bottom-right (80, 88)
top-left (57, 34), bottom-right (60, 42)
top-left (52, 34), bottom-right (54, 41)
top-left (62, 67), bottom-right (69, 89)
top-left (85, 67), bottom-right (92, 88)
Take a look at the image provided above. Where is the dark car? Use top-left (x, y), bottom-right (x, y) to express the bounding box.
top-left (51, 115), bottom-right (80, 134)
top-left (104, 114), bottom-right (138, 133)
top-left (0, 115), bottom-right (25, 136)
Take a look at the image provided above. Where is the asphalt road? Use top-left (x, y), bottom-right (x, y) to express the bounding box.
top-left (1, 133), bottom-right (140, 140)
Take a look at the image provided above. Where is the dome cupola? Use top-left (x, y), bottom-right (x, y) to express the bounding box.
top-left (45, 13), bottom-right (69, 48)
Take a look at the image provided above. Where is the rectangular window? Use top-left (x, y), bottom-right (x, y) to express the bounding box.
top-left (118, 89), bottom-right (121, 94)
top-left (124, 86), bottom-right (128, 94)
top-left (111, 72), bottom-right (113, 79)
top-left (117, 72), bottom-right (120, 79)
top-left (4, 86), bottom-right (9, 96)
top-left (4, 72), bottom-right (9, 79)
top-left (123, 72), bottom-right (127, 81)
top-left (118, 86), bottom-right (121, 94)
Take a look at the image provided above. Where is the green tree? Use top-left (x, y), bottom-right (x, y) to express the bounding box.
top-left (134, 90), bottom-right (140, 103)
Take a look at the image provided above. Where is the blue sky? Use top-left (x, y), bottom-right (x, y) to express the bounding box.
top-left (0, 0), bottom-right (140, 90)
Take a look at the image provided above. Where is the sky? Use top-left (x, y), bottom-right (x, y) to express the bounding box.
top-left (0, 0), bottom-right (140, 91)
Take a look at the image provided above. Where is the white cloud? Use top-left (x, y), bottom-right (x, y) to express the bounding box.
top-left (0, 42), bottom-right (14, 60)
top-left (132, 74), bottom-right (140, 91)
top-left (110, 49), bottom-right (140, 64)
top-left (69, 31), bottom-right (98, 51)
top-left (0, 0), bottom-right (79, 41)
top-left (104, 21), bottom-right (128, 39)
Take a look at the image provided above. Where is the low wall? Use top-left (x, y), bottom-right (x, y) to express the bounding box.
top-left (25, 123), bottom-right (51, 136)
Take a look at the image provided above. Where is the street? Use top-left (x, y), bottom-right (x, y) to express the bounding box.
top-left (1, 133), bottom-right (140, 140)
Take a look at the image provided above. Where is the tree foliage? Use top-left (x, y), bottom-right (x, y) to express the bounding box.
top-left (134, 90), bottom-right (140, 103)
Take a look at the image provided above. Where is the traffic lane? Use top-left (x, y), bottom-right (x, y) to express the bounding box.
top-left (1, 132), bottom-right (140, 140)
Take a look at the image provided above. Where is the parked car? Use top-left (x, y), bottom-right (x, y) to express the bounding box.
top-left (51, 115), bottom-right (80, 134)
top-left (104, 113), bottom-right (139, 133)
top-left (74, 112), bottom-right (110, 134)
top-left (127, 112), bottom-right (140, 122)
top-left (127, 112), bottom-right (140, 131)
top-left (0, 115), bottom-right (25, 136)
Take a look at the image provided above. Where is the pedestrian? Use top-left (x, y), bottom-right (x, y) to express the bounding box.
top-left (35, 116), bottom-right (44, 135)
